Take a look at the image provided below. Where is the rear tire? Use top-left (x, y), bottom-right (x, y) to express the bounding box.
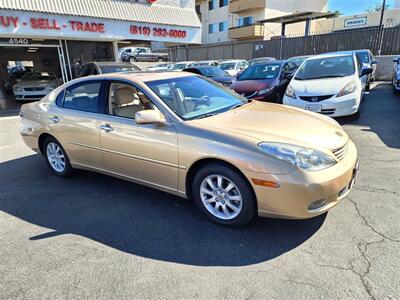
top-left (43, 137), bottom-right (73, 178)
top-left (191, 163), bottom-right (256, 227)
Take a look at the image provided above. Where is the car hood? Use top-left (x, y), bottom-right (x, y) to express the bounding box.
top-left (290, 76), bottom-right (354, 95)
top-left (231, 79), bottom-right (276, 93)
top-left (14, 80), bottom-right (58, 88)
top-left (192, 101), bottom-right (348, 151)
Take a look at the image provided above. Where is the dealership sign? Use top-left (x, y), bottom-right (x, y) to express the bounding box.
top-left (344, 17), bottom-right (367, 28)
top-left (0, 10), bottom-right (201, 44)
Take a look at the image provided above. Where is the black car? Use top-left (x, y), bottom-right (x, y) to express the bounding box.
top-left (183, 66), bottom-right (234, 86)
top-left (77, 62), bottom-right (141, 78)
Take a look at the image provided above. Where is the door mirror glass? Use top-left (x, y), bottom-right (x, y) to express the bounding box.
top-left (361, 66), bottom-right (373, 77)
top-left (135, 109), bottom-right (165, 125)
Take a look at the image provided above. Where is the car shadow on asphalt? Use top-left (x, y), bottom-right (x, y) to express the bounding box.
top-left (335, 82), bottom-right (400, 149)
top-left (0, 154), bottom-right (326, 267)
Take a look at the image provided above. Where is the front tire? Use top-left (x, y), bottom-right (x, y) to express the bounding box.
top-left (192, 163), bottom-right (256, 227)
top-left (43, 137), bottom-right (73, 177)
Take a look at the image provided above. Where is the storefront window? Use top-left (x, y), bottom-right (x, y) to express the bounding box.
top-left (65, 41), bottom-right (114, 78)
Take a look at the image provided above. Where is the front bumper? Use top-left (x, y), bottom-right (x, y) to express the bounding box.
top-left (14, 90), bottom-right (49, 101)
top-left (244, 140), bottom-right (358, 219)
top-left (283, 93), bottom-right (361, 117)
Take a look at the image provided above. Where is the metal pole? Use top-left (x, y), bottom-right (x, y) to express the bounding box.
top-left (378, 0), bottom-right (386, 55)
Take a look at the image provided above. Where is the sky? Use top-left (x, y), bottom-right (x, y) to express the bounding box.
top-left (328, 0), bottom-right (396, 15)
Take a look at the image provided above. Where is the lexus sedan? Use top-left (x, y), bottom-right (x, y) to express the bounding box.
top-left (20, 72), bottom-right (358, 226)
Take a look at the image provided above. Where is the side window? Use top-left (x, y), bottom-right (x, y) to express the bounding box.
top-left (108, 82), bottom-right (154, 119)
top-left (356, 55), bottom-right (363, 75)
top-left (64, 82), bottom-right (102, 113)
top-left (55, 90), bottom-right (65, 107)
top-left (288, 61), bottom-right (297, 71)
top-left (92, 66), bottom-right (99, 75)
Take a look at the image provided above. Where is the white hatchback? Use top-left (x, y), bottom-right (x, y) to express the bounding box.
top-left (283, 52), bottom-right (372, 117)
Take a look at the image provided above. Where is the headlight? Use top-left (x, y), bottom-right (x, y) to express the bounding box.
top-left (258, 142), bottom-right (336, 171)
top-left (257, 87), bottom-right (272, 95)
top-left (285, 85), bottom-right (296, 99)
top-left (14, 87), bottom-right (23, 93)
top-left (337, 81), bottom-right (356, 97)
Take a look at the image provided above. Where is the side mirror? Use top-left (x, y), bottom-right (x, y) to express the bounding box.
top-left (371, 60), bottom-right (378, 65)
top-left (393, 58), bottom-right (400, 64)
top-left (361, 66), bottom-right (373, 77)
top-left (135, 109), bottom-right (166, 125)
top-left (286, 73), bottom-right (294, 80)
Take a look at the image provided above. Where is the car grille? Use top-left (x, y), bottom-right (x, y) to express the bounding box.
top-left (24, 87), bottom-right (46, 91)
top-left (299, 95), bottom-right (334, 102)
top-left (320, 108), bottom-right (336, 115)
top-left (332, 142), bottom-right (348, 161)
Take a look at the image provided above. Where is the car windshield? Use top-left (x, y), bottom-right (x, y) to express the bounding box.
top-left (194, 62), bottom-right (211, 66)
top-left (219, 63), bottom-right (236, 70)
top-left (289, 57), bottom-right (308, 66)
top-left (21, 72), bottom-right (55, 81)
top-left (357, 52), bottom-right (370, 63)
top-left (146, 76), bottom-right (247, 120)
top-left (172, 63), bottom-right (189, 70)
top-left (199, 67), bottom-right (226, 77)
top-left (295, 55), bottom-right (355, 80)
top-left (249, 58), bottom-right (274, 66)
top-left (100, 65), bottom-right (139, 73)
top-left (238, 63), bottom-right (281, 80)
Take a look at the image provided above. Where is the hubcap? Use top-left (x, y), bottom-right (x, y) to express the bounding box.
top-left (200, 175), bottom-right (242, 220)
top-left (46, 142), bottom-right (66, 173)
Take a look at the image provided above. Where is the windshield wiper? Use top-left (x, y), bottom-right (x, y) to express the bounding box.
top-left (195, 113), bottom-right (218, 119)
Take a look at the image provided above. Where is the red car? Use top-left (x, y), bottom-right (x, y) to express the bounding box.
top-left (230, 60), bottom-right (298, 103)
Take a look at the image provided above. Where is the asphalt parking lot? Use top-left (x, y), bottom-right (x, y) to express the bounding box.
top-left (0, 83), bottom-right (399, 299)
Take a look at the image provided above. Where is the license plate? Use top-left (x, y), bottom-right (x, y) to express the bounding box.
top-left (305, 105), bottom-right (322, 112)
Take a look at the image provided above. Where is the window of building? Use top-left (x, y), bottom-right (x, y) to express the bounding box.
top-left (237, 16), bottom-right (254, 27)
top-left (63, 82), bottom-right (102, 113)
top-left (209, 23), bottom-right (217, 34)
top-left (219, 0), bottom-right (228, 7)
top-left (209, 0), bottom-right (217, 10)
top-left (219, 21), bottom-right (228, 32)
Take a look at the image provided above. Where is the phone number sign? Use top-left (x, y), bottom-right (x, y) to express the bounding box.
top-left (0, 10), bottom-right (201, 44)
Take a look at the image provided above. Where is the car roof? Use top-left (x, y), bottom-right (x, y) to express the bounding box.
top-left (93, 71), bottom-right (194, 82)
top-left (220, 60), bottom-right (246, 63)
top-left (93, 62), bottom-right (136, 67)
top-left (308, 51), bottom-right (355, 60)
top-left (249, 57), bottom-right (275, 61)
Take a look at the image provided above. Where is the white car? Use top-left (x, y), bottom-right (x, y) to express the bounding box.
top-left (147, 63), bottom-right (174, 71)
top-left (13, 72), bottom-right (61, 101)
top-left (171, 61), bottom-right (196, 71)
top-left (283, 52), bottom-right (372, 118)
top-left (218, 60), bottom-right (248, 77)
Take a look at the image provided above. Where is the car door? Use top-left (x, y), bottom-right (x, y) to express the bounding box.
top-left (47, 79), bottom-right (106, 169)
top-left (278, 63), bottom-right (292, 96)
top-left (97, 80), bottom-right (179, 192)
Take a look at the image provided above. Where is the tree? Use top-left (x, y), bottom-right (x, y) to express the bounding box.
top-left (366, 1), bottom-right (390, 13)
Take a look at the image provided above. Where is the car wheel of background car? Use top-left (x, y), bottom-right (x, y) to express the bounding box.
top-left (192, 163), bottom-right (256, 227)
top-left (366, 82), bottom-right (370, 91)
top-left (43, 137), bottom-right (73, 177)
top-left (130, 57), bottom-right (137, 63)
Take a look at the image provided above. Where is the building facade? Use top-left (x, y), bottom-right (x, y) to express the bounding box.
top-left (196, 0), bottom-right (328, 43)
top-left (0, 0), bottom-right (201, 81)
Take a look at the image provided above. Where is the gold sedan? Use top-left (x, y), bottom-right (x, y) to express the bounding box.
top-left (20, 72), bottom-right (358, 226)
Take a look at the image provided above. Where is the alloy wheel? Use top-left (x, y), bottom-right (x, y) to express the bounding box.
top-left (200, 175), bottom-right (243, 220)
top-left (46, 142), bottom-right (66, 173)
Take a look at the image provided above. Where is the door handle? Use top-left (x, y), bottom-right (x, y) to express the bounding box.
top-left (49, 116), bottom-right (60, 123)
top-left (100, 124), bottom-right (113, 132)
